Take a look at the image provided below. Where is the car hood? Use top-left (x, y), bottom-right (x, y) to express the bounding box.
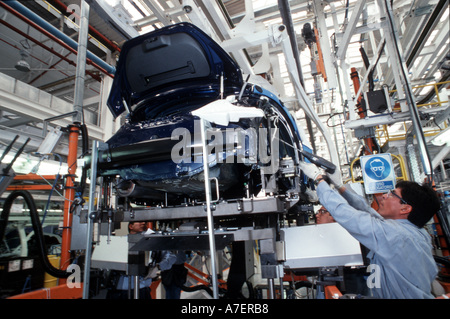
top-left (107, 22), bottom-right (243, 118)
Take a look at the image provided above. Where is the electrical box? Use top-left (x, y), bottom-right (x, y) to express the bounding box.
top-left (365, 89), bottom-right (388, 114)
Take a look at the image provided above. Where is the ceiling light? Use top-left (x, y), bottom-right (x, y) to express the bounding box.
top-left (15, 50), bottom-right (30, 72)
top-left (15, 59), bottom-right (31, 72)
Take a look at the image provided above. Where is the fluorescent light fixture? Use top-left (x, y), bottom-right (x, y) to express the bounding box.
top-left (430, 127), bottom-right (450, 146)
top-left (37, 126), bottom-right (63, 155)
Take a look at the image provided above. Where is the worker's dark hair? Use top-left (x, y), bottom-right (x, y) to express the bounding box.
top-left (396, 180), bottom-right (441, 228)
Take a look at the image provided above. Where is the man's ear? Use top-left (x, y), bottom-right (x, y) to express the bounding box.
top-left (400, 204), bottom-right (412, 216)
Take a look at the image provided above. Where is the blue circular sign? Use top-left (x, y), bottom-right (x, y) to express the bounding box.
top-left (364, 156), bottom-right (391, 180)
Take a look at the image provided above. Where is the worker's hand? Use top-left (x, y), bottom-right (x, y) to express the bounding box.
top-left (145, 265), bottom-right (159, 279)
top-left (327, 170), bottom-right (343, 188)
top-left (299, 161), bottom-right (321, 180)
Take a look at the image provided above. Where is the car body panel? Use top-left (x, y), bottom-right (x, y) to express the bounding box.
top-left (107, 23), bottom-right (243, 119)
top-left (99, 23), bottom-right (312, 206)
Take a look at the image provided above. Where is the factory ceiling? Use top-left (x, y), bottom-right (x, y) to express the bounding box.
top-left (0, 0), bottom-right (448, 188)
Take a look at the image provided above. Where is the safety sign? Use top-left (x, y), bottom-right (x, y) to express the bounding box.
top-left (360, 153), bottom-right (396, 194)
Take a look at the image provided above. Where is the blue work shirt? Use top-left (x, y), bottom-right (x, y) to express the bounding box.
top-left (159, 251), bottom-right (187, 271)
top-left (317, 182), bottom-right (437, 299)
top-left (116, 275), bottom-right (152, 290)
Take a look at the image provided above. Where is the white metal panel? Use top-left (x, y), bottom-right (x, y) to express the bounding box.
top-left (281, 223), bottom-right (364, 269)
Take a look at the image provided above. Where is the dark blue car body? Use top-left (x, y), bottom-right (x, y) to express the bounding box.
top-left (99, 22), bottom-right (310, 206)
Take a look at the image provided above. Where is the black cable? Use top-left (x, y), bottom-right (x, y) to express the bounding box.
top-left (77, 124), bottom-right (89, 198)
top-left (326, 112), bottom-right (345, 127)
top-left (181, 284), bottom-right (213, 297)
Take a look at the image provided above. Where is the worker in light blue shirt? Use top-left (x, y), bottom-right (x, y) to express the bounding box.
top-left (159, 250), bottom-right (188, 299)
top-left (299, 161), bottom-right (440, 299)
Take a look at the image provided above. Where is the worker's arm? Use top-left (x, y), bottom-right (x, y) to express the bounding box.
top-left (316, 181), bottom-right (389, 252)
top-left (299, 162), bottom-right (397, 254)
top-left (316, 174), bottom-right (382, 219)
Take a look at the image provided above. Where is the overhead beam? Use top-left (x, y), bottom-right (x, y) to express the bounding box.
top-left (0, 74), bottom-right (104, 140)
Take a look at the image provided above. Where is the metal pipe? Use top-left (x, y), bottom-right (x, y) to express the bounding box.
top-left (382, 0), bottom-right (433, 180)
top-left (82, 140), bottom-right (99, 299)
top-left (133, 276), bottom-right (140, 299)
top-left (73, 0), bottom-right (90, 124)
top-left (280, 30), bottom-right (340, 167)
top-left (268, 278), bottom-right (275, 299)
top-left (2, 138), bottom-right (30, 175)
top-left (279, 276), bottom-right (284, 299)
top-left (405, 0), bottom-right (448, 68)
top-left (2, 0), bottom-right (115, 75)
top-left (0, 135), bottom-right (19, 164)
top-left (60, 125), bottom-right (79, 283)
top-left (278, 0), bottom-right (317, 153)
top-left (200, 119), bottom-right (219, 299)
top-left (86, 138), bottom-right (178, 169)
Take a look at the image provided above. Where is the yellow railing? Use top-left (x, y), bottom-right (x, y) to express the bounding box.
top-left (376, 81), bottom-right (449, 147)
top-left (376, 123), bottom-right (445, 146)
top-left (411, 81), bottom-right (450, 109)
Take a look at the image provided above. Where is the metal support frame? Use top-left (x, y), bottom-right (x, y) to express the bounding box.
top-left (131, 228), bottom-right (275, 252)
top-left (117, 190), bottom-right (287, 298)
top-left (279, 27), bottom-right (340, 167)
top-left (82, 140), bottom-right (98, 299)
top-left (311, 0), bottom-right (338, 90)
top-left (72, 0), bottom-right (90, 124)
top-left (113, 191), bottom-right (287, 300)
top-left (379, 0), bottom-right (433, 179)
top-left (197, 0), bottom-right (254, 74)
top-left (59, 125), bottom-right (79, 284)
top-left (200, 118), bottom-right (219, 299)
top-left (333, 0), bottom-right (408, 123)
top-left (330, 0), bottom-right (436, 183)
top-left (118, 196), bottom-right (287, 222)
top-left (60, 0), bottom-right (91, 283)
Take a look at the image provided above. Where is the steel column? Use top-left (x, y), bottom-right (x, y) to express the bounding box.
top-left (200, 119), bottom-right (219, 299)
top-left (82, 140), bottom-right (98, 299)
top-left (60, 125), bottom-right (79, 283)
top-left (73, 0), bottom-right (90, 124)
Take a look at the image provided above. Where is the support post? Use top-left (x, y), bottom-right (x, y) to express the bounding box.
top-left (60, 125), bottom-right (79, 283)
top-left (72, 0), bottom-right (90, 124)
top-left (82, 141), bottom-right (98, 299)
top-left (200, 119), bottom-right (219, 299)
